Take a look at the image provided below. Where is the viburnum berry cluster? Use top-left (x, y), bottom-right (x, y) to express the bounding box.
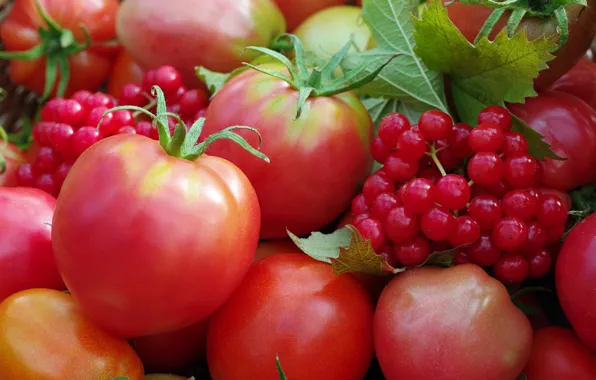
top-left (353, 106), bottom-right (569, 285)
top-left (15, 65), bottom-right (209, 197)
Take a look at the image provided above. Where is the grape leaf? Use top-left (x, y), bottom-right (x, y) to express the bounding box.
top-left (287, 227), bottom-right (352, 264)
top-left (342, 0), bottom-right (449, 114)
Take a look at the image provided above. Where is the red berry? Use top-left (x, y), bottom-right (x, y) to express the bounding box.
top-left (355, 218), bottom-right (387, 251)
top-left (402, 178), bottom-right (436, 215)
top-left (87, 107), bottom-right (113, 133)
top-left (179, 89), bottom-right (209, 117)
top-left (35, 173), bottom-right (58, 197)
top-left (421, 205), bottom-right (455, 241)
top-left (47, 123), bottom-right (74, 155)
top-left (492, 217), bottom-right (528, 253)
top-left (351, 194), bottom-right (370, 215)
top-left (544, 224), bottom-right (566, 245)
top-left (526, 187), bottom-right (542, 202)
top-left (33, 121), bottom-right (56, 146)
top-left (384, 153), bottom-right (419, 183)
top-left (448, 123), bottom-right (473, 158)
top-left (142, 69), bottom-right (157, 93)
top-left (435, 174), bottom-right (471, 210)
top-left (397, 129), bottom-right (427, 160)
top-left (394, 235), bottom-right (431, 267)
top-left (117, 126), bottom-right (137, 135)
top-left (468, 195), bottom-right (502, 230)
top-left (523, 221), bottom-right (547, 252)
top-left (371, 136), bottom-right (391, 164)
top-left (119, 84), bottom-right (147, 107)
top-left (362, 172), bottom-right (396, 206)
top-left (504, 154), bottom-right (541, 189)
top-left (502, 190), bottom-right (537, 221)
top-left (449, 216), bottom-right (481, 247)
top-left (527, 249), bottom-right (552, 279)
top-left (467, 234), bottom-right (502, 267)
top-left (435, 141), bottom-right (463, 171)
top-left (71, 127), bottom-right (102, 158)
top-left (468, 122), bottom-right (505, 153)
top-left (353, 213), bottom-right (371, 226)
top-left (42, 99), bottom-right (86, 128)
top-left (493, 254), bottom-right (529, 285)
top-left (33, 146), bottom-right (60, 174)
top-left (71, 90), bottom-right (91, 105)
top-left (478, 106), bottom-right (512, 130)
top-left (484, 180), bottom-right (510, 198)
top-left (385, 206), bottom-right (419, 244)
top-left (16, 163), bottom-right (36, 187)
top-left (40, 98), bottom-right (65, 122)
top-left (418, 166), bottom-right (442, 184)
top-left (503, 131), bottom-right (529, 157)
top-left (55, 162), bottom-right (72, 187)
top-left (467, 152), bottom-right (504, 186)
top-left (418, 110), bottom-right (453, 141)
top-left (84, 93), bottom-right (114, 110)
top-left (371, 192), bottom-right (401, 221)
top-left (453, 250), bottom-right (472, 265)
top-left (378, 113), bottom-right (410, 147)
top-left (135, 121), bottom-right (158, 139)
top-left (536, 194), bottom-right (568, 227)
top-left (152, 66), bottom-right (183, 97)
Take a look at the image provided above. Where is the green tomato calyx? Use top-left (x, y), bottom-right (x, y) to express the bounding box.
top-left (244, 33), bottom-right (397, 120)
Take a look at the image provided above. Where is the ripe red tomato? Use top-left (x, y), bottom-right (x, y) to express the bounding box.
top-left (203, 64), bottom-right (374, 239)
top-left (207, 254), bottom-right (374, 380)
top-left (509, 91), bottom-right (596, 191)
top-left (0, 187), bottom-right (64, 302)
top-left (524, 327), bottom-right (596, 380)
top-left (254, 239), bottom-right (302, 261)
top-left (549, 58), bottom-right (596, 110)
top-left (52, 134), bottom-right (261, 338)
top-left (0, 0), bottom-right (121, 97)
top-left (556, 213), bottom-right (596, 350)
top-left (0, 142), bottom-right (26, 187)
top-left (116, 0), bottom-right (286, 86)
top-left (274, 0), bottom-right (347, 31)
top-left (442, 0), bottom-right (596, 90)
top-left (107, 49), bottom-right (145, 98)
top-left (134, 319), bottom-right (209, 374)
top-left (375, 264), bottom-right (533, 380)
top-left (0, 289), bottom-right (144, 379)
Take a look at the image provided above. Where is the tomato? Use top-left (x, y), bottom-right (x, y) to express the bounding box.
top-left (116, 0), bottom-right (286, 86)
top-left (255, 239), bottom-right (302, 261)
top-left (0, 0), bottom-right (120, 97)
top-left (0, 289), bottom-right (144, 379)
top-left (52, 132), bottom-right (261, 338)
top-left (549, 58), bottom-right (596, 110)
top-left (203, 63), bottom-right (374, 239)
top-left (0, 142), bottom-right (25, 187)
top-left (442, 0), bottom-right (596, 90)
top-left (273, 0), bottom-right (346, 31)
top-left (207, 254), bottom-right (374, 380)
top-left (107, 49), bottom-right (145, 98)
top-left (0, 188), bottom-right (64, 302)
top-left (524, 327), bottom-right (596, 380)
top-left (375, 264), bottom-right (533, 380)
top-left (134, 319), bottom-right (209, 374)
top-left (556, 213), bottom-right (596, 350)
top-left (509, 91), bottom-right (596, 191)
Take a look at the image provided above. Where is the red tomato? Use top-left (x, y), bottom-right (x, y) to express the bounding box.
top-left (375, 264), bottom-right (533, 380)
top-left (203, 64), bottom-right (374, 239)
top-left (116, 0), bottom-right (286, 86)
top-left (52, 134), bottom-right (261, 338)
top-left (509, 91), bottom-right (596, 191)
top-left (525, 327), bottom-right (596, 380)
top-left (0, 142), bottom-right (25, 187)
top-left (549, 58), bottom-right (596, 110)
top-left (274, 0), bottom-right (346, 31)
top-left (254, 239), bottom-right (302, 261)
top-left (107, 49), bottom-right (145, 98)
top-left (207, 254), bottom-right (374, 380)
top-left (0, 0), bottom-right (120, 97)
top-left (0, 187), bottom-right (64, 302)
top-left (442, 0), bottom-right (596, 90)
top-left (556, 213), bottom-right (596, 350)
top-left (0, 289), bottom-right (144, 379)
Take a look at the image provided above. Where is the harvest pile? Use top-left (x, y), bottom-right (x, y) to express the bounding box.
top-left (1, 0), bottom-right (596, 379)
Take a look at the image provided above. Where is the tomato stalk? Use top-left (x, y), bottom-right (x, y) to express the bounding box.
top-left (0, 0), bottom-right (92, 99)
top-left (243, 33), bottom-right (397, 120)
top-left (99, 86), bottom-right (270, 163)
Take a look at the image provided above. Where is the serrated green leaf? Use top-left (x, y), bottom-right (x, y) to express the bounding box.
top-left (287, 227), bottom-right (352, 264)
top-left (361, 97), bottom-right (428, 128)
top-left (196, 67), bottom-right (231, 97)
top-left (342, 0), bottom-right (449, 114)
top-left (510, 114), bottom-right (563, 160)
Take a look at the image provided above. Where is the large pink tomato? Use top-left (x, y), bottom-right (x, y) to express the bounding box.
top-left (203, 64), bottom-right (374, 239)
top-left (52, 129), bottom-right (262, 338)
top-left (116, 0), bottom-right (286, 86)
top-left (549, 58), bottom-right (596, 110)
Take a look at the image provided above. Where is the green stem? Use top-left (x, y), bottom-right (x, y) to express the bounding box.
top-left (426, 143), bottom-right (447, 177)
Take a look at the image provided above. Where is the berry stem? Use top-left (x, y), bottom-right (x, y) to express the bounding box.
top-left (426, 142), bottom-right (447, 177)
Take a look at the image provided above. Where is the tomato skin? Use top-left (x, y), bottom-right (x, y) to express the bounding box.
top-left (0, 289), bottom-right (144, 379)
top-left (52, 134), bottom-right (261, 338)
top-left (273, 0), bottom-right (346, 31)
top-left (0, 188), bottom-right (64, 302)
top-left (443, 1), bottom-right (596, 90)
top-left (509, 91), bottom-right (596, 191)
top-left (204, 65), bottom-right (374, 239)
top-left (107, 49), bottom-right (145, 98)
top-left (116, 0), bottom-right (286, 86)
top-left (550, 58), bottom-right (596, 111)
top-left (1, 0), bottom-right (120, 97)
top-left (207, 254), bottom-right (374, 380)
top-left (0, 143), bottom-right (26, 187)
top-left (556, 213), bottom-right (596, 350)
top-left (254, 239), bottom-right (302, 261)
top-left (375, 264), bottom-right (533, 380)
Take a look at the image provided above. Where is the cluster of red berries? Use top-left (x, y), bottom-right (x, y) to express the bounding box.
top-left (15, 65), bottom-right (210, 197)
top-left (352, 106), bottom-right (569, 285)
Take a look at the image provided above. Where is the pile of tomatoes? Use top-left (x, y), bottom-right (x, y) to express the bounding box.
top-left (1, 0), bottom-right (596, 379)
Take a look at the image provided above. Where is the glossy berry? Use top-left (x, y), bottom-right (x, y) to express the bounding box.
top-left (33, 121), bottom-right (55, 146)
top-left (502, 190), bottom-right (537, 221)
top-left (435, 141), bottom-right (463, 171)
top-left (350, 214), bottom-right (369, 227)
top-left (362, 173), bottom-right (396, 206)
top-left (467, 234), bottom-right (502, 267)
top-left (544, 224), bottom-right (566, 245)
top-left (117, 126), bottom-right (137, 135)
top-left (385, 207), bottom-right (419, 244)
top-left (485, 180), bottom-right (510, 198)
top-left (467, 152), bottom-right (504, 187)
top-left (55, 162), bottom-right (72, 187)
top-left (119, 84), bottom-right (147, 107)
top-left (47, 123), bottom-right (74, 155)
top-left (355, 218), bottom-right (386, 251)
top-left (435, 174), bottom-right (471, 210)
top-left (397, 129), bottom-right (427, 160)
top-left (394, 235), bottom-right (431, 267)
top-left (71, 127), bottom-right (102, 158)
top-left (420, 205), bottom-right (455, 241)
top-left (448, 123), bottom-right (473, 158)
top-left (35, 173), bottom-right (58, 197)
top-left (449, 216), bottom-right (481, 247)
top-left (378, 113), bottom-right (410, 147)
top-left (371, 136), bottom-right (391, 164)
top-left (453, 250), bottom-right (472, 265)
top-left (468, 122), bottom-right (505, 153)
top-left (478, 106), bottom-right (512, 130)
top-left (33, 147), bottom-right (60, 174)
top-left (384, 153), bottom-right (419, 183)
top-left (84, 92), bottom-right (115, 110)
top-left (402, 178), bottom-right (436, 215)
top-left (135, 121), bottom-right (158, 139)
top-left (371, 193), bottom-right (401, 221)
top-left (493, 254), bottom-right (529, 285)
top-left (71, 90), bottom-right (92, 105)
top-left (417, 167), bottom-right (441, 184)
top-left (504, 154), bottom-right (541, 189)
top-left (179, 89), bottom-right (209, 117)
top-left (527, 249), bottom-right (552, 279)
top-left (492, 217), bottom-right (528, 253)
top-left (418, 110), bottom-right (453, 141)
top-left (523, 221), bottom-right (547, 252)
top-left (468, 195), bottom-right (502, 230)
top-left (503, 131), bottom-right (529, 157)
top-left (351, 194), bottom-right (370, 215)
top-left (536, 194), bottom-right (568, 227)
top-left (16, 163), bottom-right (35, 187)
top-left (152, 65), bottom-right (183, 97)
top-left (526, 187), bottom-right (542, 202)
top-left (41, 99), bottom-right (86, 128)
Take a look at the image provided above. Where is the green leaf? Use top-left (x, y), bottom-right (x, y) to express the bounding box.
top-left (510, 115), bottom-right (563, 160)
top-left (361, 97), bottom-right (427, 128)
top-left (276, 354), bottom-right (288, 380)
top-left (287, 227), bottom-right (352, 264)
top-left (342, 0), bottom-right (449, 114)
top-left (196, 66), bottom-right (231, 97)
